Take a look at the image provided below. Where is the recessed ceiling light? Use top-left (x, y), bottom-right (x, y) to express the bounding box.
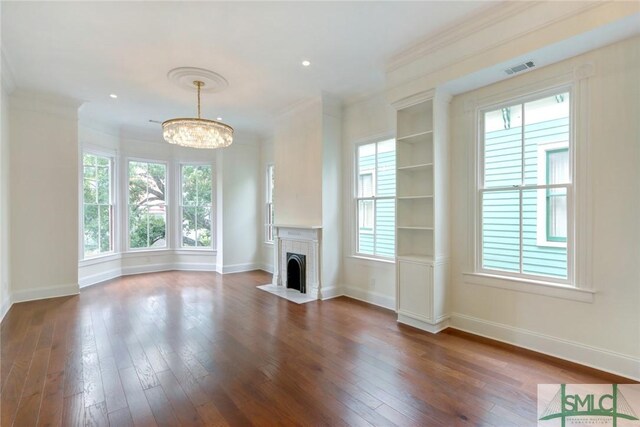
top-left (301, 60), bottom-right (311, 67)
top-left (217, 117), bottom-right (223, 121)
top-left (109, 94), bottom-right (118, 99)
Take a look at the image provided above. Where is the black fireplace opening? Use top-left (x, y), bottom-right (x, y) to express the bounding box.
top-left (286, 253), bottom-right (306, 293)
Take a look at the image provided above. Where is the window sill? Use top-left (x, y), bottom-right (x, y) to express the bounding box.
top-left (349, 255), bottom-right (395, 265)
top-left (79, 253), bottom-right (121, 267)
top-left (463, 272), bottom-right (594, 303)
top-left (174, 248), bottom-right (216, 255)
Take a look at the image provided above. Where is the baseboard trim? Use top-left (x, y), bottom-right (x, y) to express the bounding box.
top-left (257, 263), bottom-right (274, 274)
top-left (11, 283), bottom-right (79, 304)
top-left (79, 268), bottom-right (122, 288)
top-left (320, 286), bottom-right (343, 300)
top-left (0, 297), bottom-right (12, 323)
top-left (343, 286), bottom-right (395, 310)
top-left (398, 313), bottom-right (450, 333)
top-left (221, 263), bottom-right (261, 274)
top-left (450, 312), bottom-right (640, 381)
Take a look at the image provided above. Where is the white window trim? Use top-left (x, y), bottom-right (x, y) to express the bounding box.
top-left (536, 141), bottom-right (569, 248)
top-left (178, 162), bottom-right (215, 250)
top-left (353, 139), bottom-right (396, 261)
top-left (264, 163), bottom-right (274, 245)
top-left (80, 148), bottom-right (117, 261)
top-left (463, 63), bottom-right (595, 298)
top-left (125, 157), bottom-right (170, 252)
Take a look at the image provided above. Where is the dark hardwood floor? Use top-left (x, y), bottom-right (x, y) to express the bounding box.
top-left (0, 270), bottom-right (630, 426)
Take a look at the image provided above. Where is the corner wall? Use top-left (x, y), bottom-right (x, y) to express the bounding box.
top-left (10, 92), bottom-right (82, 303)
top-left (0, 53), bottom-right (12, 320)
top-left (341, 92), bottom-right (397, 309)
top-left (449, 38), bottom-right (640, 380)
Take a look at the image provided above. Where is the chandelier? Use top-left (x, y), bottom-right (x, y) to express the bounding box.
top-left (162, 80), bottom-right (233, 149)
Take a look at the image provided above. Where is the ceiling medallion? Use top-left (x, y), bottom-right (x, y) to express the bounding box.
top-left (162, 75), bottom-right (233, 149)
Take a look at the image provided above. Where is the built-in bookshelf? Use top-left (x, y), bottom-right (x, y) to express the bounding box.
top-left (394, 90), bottom-right (450, 334)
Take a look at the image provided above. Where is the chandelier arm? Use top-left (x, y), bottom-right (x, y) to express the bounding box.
top-left (197, 82), bottom-right (201, 119)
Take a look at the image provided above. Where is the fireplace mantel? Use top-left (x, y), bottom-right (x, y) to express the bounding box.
top-left (272, 225), bottom-right (323, 299)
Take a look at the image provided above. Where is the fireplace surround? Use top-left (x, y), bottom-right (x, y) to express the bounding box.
top-left (272, 225), bottom-right (322, 299)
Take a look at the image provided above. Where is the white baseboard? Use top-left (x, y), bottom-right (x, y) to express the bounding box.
top-left (343, 285), bottom-right (395, 310)
top-left (11, 283), bottom-right (79, 304)
top-left (257, 263), bottom-right (274, 274)
top-left (79, 268), bottom-right (122, 288)
top-left (173, 262), bottom-right (217, 272)
top-left (121, 263), bottom-right (176, 276)
top-left (0, 297), bottom-right (12, 323)
top-left (320, 285), bottom-right (343, 300)
top-left (221, 263), bottom-right (261, 274)
top-left (397, 312), bottom-right (450, 333)
top-left (450, 312), bottom-right (640, 381)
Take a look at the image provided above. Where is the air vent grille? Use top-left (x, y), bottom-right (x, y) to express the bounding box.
top-left (505, 61), bottom-right (535, 75)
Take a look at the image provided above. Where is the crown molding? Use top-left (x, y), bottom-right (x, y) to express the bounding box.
top-left (387, 1), bottom-right (603, 74)
top-left (10, 89), bottom-right (83, 119)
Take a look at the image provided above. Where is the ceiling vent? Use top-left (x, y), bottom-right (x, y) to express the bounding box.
top-left (505, 61), bottom-right (535, 75)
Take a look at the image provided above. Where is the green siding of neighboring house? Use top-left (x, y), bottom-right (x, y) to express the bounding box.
top-left (482, 117), bottom-right (568, 279)
top-left (358, 150), bottom-right (396, 257)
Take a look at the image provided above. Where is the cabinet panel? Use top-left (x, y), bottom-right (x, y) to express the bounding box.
top-left (398, 260), bottom-right (432, 321)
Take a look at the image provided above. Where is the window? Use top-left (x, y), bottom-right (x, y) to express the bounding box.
top-left (181, 164), bottom-right (213, 248)
top-left (128, 161), bottom-right (167, 249)
top-left (82, 153), bottom-right (113, 258)
top-left (480, 91), bottom-right (571, 282)
top-left (355, 139), bottom-right (396, 258)
top-left (265, 164), bottom-right (274, 243)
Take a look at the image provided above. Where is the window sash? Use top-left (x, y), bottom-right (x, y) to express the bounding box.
top-left (478, 90), bottom-right (573, 284)
top-left (354, 139), bottom-right (396, 259)
top-left (83, 153), bottom-right (114, 258)
top-left (127, 160), bottom-right (167, 250)
top-left (180, 164), bottom-right (213, 248)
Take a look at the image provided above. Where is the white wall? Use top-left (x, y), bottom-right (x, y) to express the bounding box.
top-left (274, 99), bottom-right (323, 226)
top-left (341, 92), bottom-right (397, 309)
top-left (10, 91), bottom-right (82, 302)
top-left (219, 139), bottom-right (260, 273)
top-left (0, 52), bottom-right (12, 320)
top-left (449, 37), bottom-right (640, 379)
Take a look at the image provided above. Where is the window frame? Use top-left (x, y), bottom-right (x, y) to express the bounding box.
top-left (476, 85), bottom-right (575, 287)
top-left (125, 157), bottom-right (170, 252)
top-left (265, 164), bottom-right (274, 244)
top-left (179, 163), bottom-right (214, 250)
top-left (353, 138), bottom-right (396, 261)
top-left (81, 150), bottom-right (116, 260)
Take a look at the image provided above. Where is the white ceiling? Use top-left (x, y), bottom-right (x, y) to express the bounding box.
top-left (2, 1), bottom-right (496, 138)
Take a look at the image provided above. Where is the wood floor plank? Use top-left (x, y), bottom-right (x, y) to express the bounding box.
top-left (1, 270), bottom-right (634, 427)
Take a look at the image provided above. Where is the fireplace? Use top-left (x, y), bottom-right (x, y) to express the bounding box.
top-left (272, 225), bottom-right (321, 299)
top-left (286, 253), bottom-right (306, 293)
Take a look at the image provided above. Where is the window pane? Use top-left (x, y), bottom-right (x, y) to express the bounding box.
top-left (482, 190), bottom-right (520, 272)
top-left (148, 210), bottom-right (166, 248)
top-left (524, 93), bottom-right (570, 185)
top-left (197, 166), bottom-right (213, 205)
top-left (547, 188), bottom-right (567, 241)
top-left (129, 161), bottom-right (166, 249)
top-left (99, 205), bottom-right (111, 253)
top-left (129, 206), bottom-right (147, 249)
top-left (196, 206), bottom-right (212, 247)
top-left (484, 104), bottom-right (523, 188)
top-left (547, 149), bottom-right (569, 185)
top-left (376, 140), bottom-right (396, 197)
top-left (84, 154), bottom-right (96, 166)
top-left (358, 200), bottom-right (373, 231)
top-left (375, 198), bottom-right (395, 257)
top-left (97, 166), bottom-right (110, 204)
top-left (182, 165), bottom-right (197, 206)
top-left (84, 173), bottom-right (97, 204)
top-left (358, 173), bottom-right (373, 198)
top-left (524, 189), bottom-right (567, 278)
top-left (84, 204), bottom-right (99, 256)
top-left (182, 206), bottom-right (196, 247)
top-left (357, 143), bottom-right (376, 196)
